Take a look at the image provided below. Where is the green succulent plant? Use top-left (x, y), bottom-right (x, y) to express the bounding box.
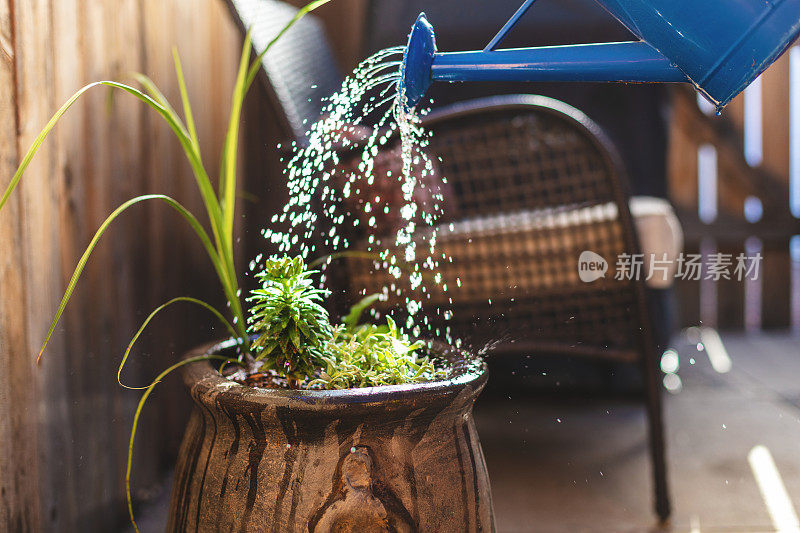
top-left (245, 259), bottom-right (445, 390)
top-left (247, 256), bottom-right (333, 385)
top-left (311, 297), bottom-right (445, 389)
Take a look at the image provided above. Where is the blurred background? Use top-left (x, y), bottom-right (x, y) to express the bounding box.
top-left (0, 0), bottom-right (799, 531)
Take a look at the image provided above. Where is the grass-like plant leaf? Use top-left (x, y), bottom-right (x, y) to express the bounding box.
top-left (35, 194), bottom-right (224, 363)
top-left (117, 296), bottom-right (239, 390)
top-left (220, 31), bottom-right (252, 239)
top-left (126, 353), bottom-right (236, 532)
top-left (128, 73), bottom-right (181, 127)
top-left (342, 293), bottom-right (381, 331)
top-left (172, 49), bottom-right (201, 155)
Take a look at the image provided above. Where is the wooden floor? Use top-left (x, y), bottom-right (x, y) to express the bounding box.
top-left (130, 331), bottom-right (800, 532)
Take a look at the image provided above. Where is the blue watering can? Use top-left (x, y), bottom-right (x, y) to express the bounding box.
top-left (400, 0), bottom-right (800, 111)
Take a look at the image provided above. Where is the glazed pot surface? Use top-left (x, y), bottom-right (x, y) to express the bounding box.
top-left (168, 340), bottom-right (495, 532)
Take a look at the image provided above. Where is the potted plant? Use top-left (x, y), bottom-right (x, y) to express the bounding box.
top-left (1, 2), bottom-right (494, 531)
top-left (170, 256), bottom-right (493, 532)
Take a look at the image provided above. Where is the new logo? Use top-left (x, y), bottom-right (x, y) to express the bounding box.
top-left (578, 251), bottom-right (608, 282)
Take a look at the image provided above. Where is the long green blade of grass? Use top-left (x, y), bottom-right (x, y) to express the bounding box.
top-left (126, 354), bottom-right (236, 533)
top-left (36, 194), bottom-right (224, 363)
top-left (342, 293), bottom-right (381, 331)
top-left (220, 30), bottom-right (253, 243)
top-left (0, 80), bottom-right (226, 262)
top-left (219, 0), bottom-right (334, 211)
top-left (117, 296), bottom-right (239, 390)
top-left (172, 49), bottom-right (201, 155)
top-left (210, 31), bottom-right (255, 345)
top-left (128, 73), bottom-right (180, 122)
top-left (221, 0), bottom-right (332, 248)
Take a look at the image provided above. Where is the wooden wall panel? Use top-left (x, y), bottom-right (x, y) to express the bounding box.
top-left (760, 54), bottom-right (793, 329)
top-left (0, 0), bottom-right (41, 529)
top-left (0, 0), bottom-right (243, 529)
top-left (762, 54), bottom-right (791, 180)
top-left (668, 53), bottom-right (799, 331)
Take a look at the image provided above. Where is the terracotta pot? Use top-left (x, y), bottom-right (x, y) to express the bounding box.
top-left (168, 340), bottom-right (495, 532)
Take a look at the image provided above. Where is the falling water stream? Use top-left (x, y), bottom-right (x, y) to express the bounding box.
top-left (258, 47), bottom-right (458, 344)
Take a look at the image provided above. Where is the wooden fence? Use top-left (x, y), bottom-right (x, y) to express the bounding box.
top-left (0, 1), bottom-right (369, 529)
top-left (0, 1), bottom-right (244, 530)
top-left (668, 51), bottom-right (800, 332)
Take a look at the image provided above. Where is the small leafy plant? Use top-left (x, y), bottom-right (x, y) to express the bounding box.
top-left (245, 255), bottom-right (445, 390)
top-left (313, 317), bottom-right (441, 389)
top-left (247, 256), bottom-right (332, 386)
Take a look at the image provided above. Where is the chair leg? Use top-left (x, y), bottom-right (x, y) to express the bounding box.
top-left (642, 344), bottom-right (671, 522)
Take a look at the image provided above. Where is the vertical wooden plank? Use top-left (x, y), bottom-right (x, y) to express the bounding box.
top-left (725, 92), bottom-right (745, 133)
top-left (667, 92), bottom-right (698, 212)
top-left (0, 0), bottom-right (41, 529)
top-left (14, 0), bottom-right (64, 529)
top-left (674, 244), bottom-right (701, 327)
top-left (762, 54), bottom-right (791, 179)
top-left (762, 240), bottom-right (792, 329)
top-left (717, 156), bottom-right (747, 220)
top-left (760, 52), bottom-right (792, 331)
top-left (43, 0), bottom-right (83, 525)
top-left (107, 0), bottom-right (148, 505)
top-left (716, 242), bottom-right (745, 329)
top-left (668, 91), bottom-right (702, 327)
top-left (74, 3), bottom-right (121, 525)
top-left (139, 0), bottom-right (189, 480)
top-left (719, 93), bottom-right (746, 217)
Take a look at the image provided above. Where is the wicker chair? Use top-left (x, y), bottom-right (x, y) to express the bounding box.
top-left (223, 0), bottom-right (343, 141)
top-left (224, 0), bottom-right (671, 522)
top-left (346, 95), bottom-right (670, 520)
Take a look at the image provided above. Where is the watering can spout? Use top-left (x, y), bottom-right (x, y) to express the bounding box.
top-left (399, 13), bottom-right (437, 109)
top-left (400, 0), bottom-right (800, 111)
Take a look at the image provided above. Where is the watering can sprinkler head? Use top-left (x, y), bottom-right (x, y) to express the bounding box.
top-left (400, 13), bottom-right (436, 109)
top-left (399, 0), bottom-right (800, 112)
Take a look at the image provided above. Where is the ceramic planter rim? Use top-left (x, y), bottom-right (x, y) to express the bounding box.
top-left (181, 338), bottom-right (489, 411)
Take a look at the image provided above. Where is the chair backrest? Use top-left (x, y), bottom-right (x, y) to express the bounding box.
top-left (427, 95), bottom-right (646, 358)
top-left (424, 95), bottom-right (625, 219)
top-left (347, 95), bottom-right (649, 360)
top-left (224, 0), bottom-right (342, 141)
